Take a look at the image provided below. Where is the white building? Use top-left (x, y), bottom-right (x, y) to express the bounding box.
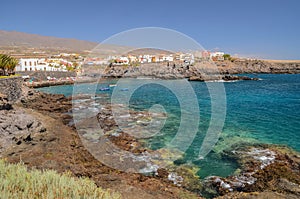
top-left (119, 56), bottom-right (129, 64)
top-left (128, 55), bottom-right (138, 63)
top-left (163, 55), bottom-right (174, 62)
top-left (15, 58), bottom-right (66, 72)
top-left (210, 52), bottom-right (225, 60)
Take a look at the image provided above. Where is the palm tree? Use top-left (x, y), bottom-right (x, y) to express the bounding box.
top-left (6, 57), bottom-right (18, 75)
top-left (0, 54), bottom-right (18, 76)
top-left (0, 54), bottom-right (9, 75)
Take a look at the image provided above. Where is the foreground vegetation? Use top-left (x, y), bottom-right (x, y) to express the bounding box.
top-left (0, 159), bottom-right (120, 199)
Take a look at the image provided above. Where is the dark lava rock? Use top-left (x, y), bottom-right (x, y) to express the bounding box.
top-left (0, 93), bottom-right (12, 110)
top-left (20, 89), bottom-right (72, 119)
top-left (0, 108), bottom-right (47, 153)
top-left (222, 75), bottom-right (259, 81)
top-left (202, 144), bottom-right (300, 198)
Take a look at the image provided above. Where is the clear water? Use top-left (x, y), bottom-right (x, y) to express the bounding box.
top-left (38, 74), bottom-right (300, 177)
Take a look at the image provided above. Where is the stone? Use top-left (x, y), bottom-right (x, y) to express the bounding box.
top-left (0, 108), bottom-right (47, 153)
top-left (202, 144), bottom-right (300, 198)
top-left (0, 93), bottom-right (12, 110)
top-left (0, 77), bottom-right (23, 102)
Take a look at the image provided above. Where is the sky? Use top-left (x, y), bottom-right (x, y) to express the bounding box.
top-left (1, 0), bottom-right (300, 59)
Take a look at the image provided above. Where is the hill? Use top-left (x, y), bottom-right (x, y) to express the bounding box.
top-left (0, 30), bottom-right (98, 52)
top-left (0, 30), bottom-right (179, 57)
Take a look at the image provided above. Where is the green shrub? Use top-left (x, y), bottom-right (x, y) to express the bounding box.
top-left (0, 159), bottom-right (121, 199)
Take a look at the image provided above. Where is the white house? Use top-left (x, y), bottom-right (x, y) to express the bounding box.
top-left (163, 55), bottom-right (174, 62)
top-left (15, 58), bottom-right (65, 72)
top-left (16, 58), bottom-right (38, 71)
top-left (119, 56), bottom-right (129, 64)
top-left (128, 55), bottom-right (138, 63)
top-left (210, 52), bottom-right (225, 61)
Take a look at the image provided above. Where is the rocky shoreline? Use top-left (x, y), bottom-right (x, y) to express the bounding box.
top-left (96, 62), bottom-right (260, 82)
top-left (0, 89), bottom-right (201, 199)
top-left (216, 59), bottom-right (300, 74)
top-left (17, 59), bottom-right (299, 89)
top-left (204, 144), bottom-right (300, 198)
top-left (82, 59), bottom-right (299, 82)
top-left (0, 85), bottom-right (300, 198)
top-left (24, 79), bottom-right (75, 88)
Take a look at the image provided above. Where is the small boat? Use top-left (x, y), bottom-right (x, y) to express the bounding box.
top-left (109, 84), bottom-right (117, 87)
top-left (120, 88), bottom-right (129, 91)
top-left (99, 87), bottom-right (110, 91)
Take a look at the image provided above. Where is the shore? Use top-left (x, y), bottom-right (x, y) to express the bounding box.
top-left (216, 59), bottom-right (300, 74)
top-left (23, 77), bottom-right (98, 88)
top-left (82, 59), bottom-right (298, 82)
top-left (17, 59), bottom-right (300, 88)
top-left (1, 85), bottom-right (300, 198)
top-left (24, 79), bottom-right (74, 88)
top-left (0, 89), bottom-right (201, 199)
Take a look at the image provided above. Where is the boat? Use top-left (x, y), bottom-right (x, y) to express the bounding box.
top-left (99, 87), bottom-right (110, 91)
top-left (109, 84), bottom-right (117, 87)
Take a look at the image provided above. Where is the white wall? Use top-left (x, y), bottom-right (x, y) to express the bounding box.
top-left (16, 58), bottom-right (64, 72)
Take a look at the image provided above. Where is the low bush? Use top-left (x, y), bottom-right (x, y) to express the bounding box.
top-left (0, 159), bottom-right (120, 199)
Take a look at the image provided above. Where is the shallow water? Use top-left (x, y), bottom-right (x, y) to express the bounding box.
top-left (38, 74), bottom-right (300, 177)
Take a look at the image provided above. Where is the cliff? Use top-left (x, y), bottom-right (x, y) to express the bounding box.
top-left (98, 62), bottom-right (258, 81)
top-left (216, 59), bottom-right (300, 74)
top-left (86, 59), bottom-right (299, 82)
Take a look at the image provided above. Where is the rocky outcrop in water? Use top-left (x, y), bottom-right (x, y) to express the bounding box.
top-left (189, 75), bottom-right (258, 81)
top-left (100, 62), bottom-right (259, 81)
top-left (88, 59), bottom-right (299, 81)
top-left (203, 144), bottom-right (300, 198)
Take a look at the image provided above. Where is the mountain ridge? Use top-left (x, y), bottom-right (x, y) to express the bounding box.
top-left (0, 30), bottom-right (98, 52)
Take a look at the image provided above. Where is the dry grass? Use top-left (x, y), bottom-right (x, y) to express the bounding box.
top-left (0, 159), bottom-right (121, 199)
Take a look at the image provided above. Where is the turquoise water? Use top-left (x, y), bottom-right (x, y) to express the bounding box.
top-left (38, 74), bottom-right (300, 177)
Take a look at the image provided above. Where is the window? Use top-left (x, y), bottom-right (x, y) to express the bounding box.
top-left (29, 61), bottom-right (32, 66)
top-left (24, 61), bottom-right (27, 66)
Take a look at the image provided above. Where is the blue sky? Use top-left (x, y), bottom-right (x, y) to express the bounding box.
top-left (1, 0), bottom-right (300, 59)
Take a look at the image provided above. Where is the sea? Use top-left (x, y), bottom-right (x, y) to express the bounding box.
top-left (37, 74), bottom-right (300, 178)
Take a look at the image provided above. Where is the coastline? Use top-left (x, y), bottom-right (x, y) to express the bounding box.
top-left (1, 89), bottom-right (202, 199)
top-left (216, 59), bottom-right (300, 74)
top-left (1, 63), bottom-right (299, 198)
top-left (24, 79), bottom-right (74, 88)
top-left (1, 79), bottom-right (300, 198)
top-left (17, 59), bottom-right (299, 88)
